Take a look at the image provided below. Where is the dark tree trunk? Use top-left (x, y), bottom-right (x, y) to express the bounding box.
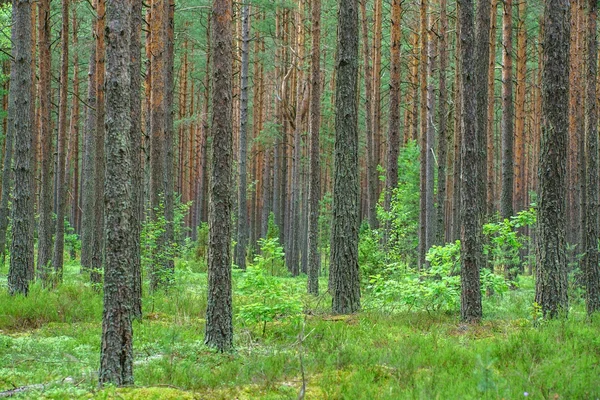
top-left (330, 0), bottom-right (360, 314)
top-left (130, 0), bottom-right (143, 318)
top-left (458, 0), bottom-right (483, 322)
top-left (91, 0), bottom-right (107, 285)
top-left (535, 0), bottom-right (570, 318)
top-left (436, 0), bottom-right (449, 245)
top-left (425, 13), bottom-right (436, 254)
top-left (475, 0), bottom-right (491, 220)
top-left (235, 1), bottom-right (250, 271)
top-left (51, 0), bottom-right (70, 285)
top-left (37, 0), bottom-right (53, 281)
top-left (307, 0), bottom-right (321, 295)
top-left (204, 0), bottom-right (233, 352)
top-left (500, 0), bottom-right (514, 219)
top-left (9, 0), bottom-right (34, 296)
top-left (99, 0), bottom-right (134, 385)
top-left (384, 0), bottom-right (402, 247)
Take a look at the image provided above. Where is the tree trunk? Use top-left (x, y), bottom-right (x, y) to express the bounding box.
top-left (514, 0), bottom-right (527, 213)
top-left (91, 0), bottom-right (107, 285)
top-left (458, 0), bottom-right (483, 322)
top-left (307, 0), bottom-right (322, 295)
top-left (130, 0), bottom-right (143, 318)
top-left (36, 0), bottom-right (53, 281)
top-left (0, 64), bottom-right (14, 263)
top-left (418, 0), bottom-right (428, 268)
top-left (384, 0), bottom-right (402, 247)
top-left (235, 1), bottom-right (250, 270)
top-left (205, 0), bottom-right (234, 352)
top-left (9, 0), bottom-right (34, 296)
top-left (486, 0), bottom-right (498, 214)
top-left (584, 0), bottom-right (600, 314)
top-left (99, 0), bottom-right (134, 385)
top-left (51, 0), bottom-right (70, 285)
top-left (425, 11), bottom-right (436, 253)
top-left (500, 0), bottom-right (514, 219)
top-left (436, 0), bottom-right (449, 245)
top-left (330, 0), bottom-right (360, 314)
top-left (535, 0), bottom-right (570, 318)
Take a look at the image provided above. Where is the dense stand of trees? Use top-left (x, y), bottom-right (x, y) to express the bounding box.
top-left (0, 0), bottom-right (599, 386)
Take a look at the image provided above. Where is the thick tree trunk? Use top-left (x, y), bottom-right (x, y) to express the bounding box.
top-left (458, 0), bottom-right (483, 322)
top-left (307, 0), bottom-right (321, 295)
top-left (0, 69), bottom-right (14, 262)
top-left (205, 0), bottom-right (234, 352)
top-left (535, 0), bottom-right (570, 318)
top-left (99, 0), bottom-right (134, 385)
top-left (235, 2), bottom-right (250, 270)
top-left (330, 0), bottom-right (360, 314)
top-left (51, 0), bottom-right (70, 285)
top-left (9, 0), bottom-right (34, 296)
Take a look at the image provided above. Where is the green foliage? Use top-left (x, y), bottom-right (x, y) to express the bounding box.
top-left (63, 219), bottom-right (80, 260)
top-left (236, 241), bottom-right (302, 336)
top-left (377, 141), bottom-right (420, 265)
top-left (265, 212), bottom-right (279, 240)
top-left (253, 237), bottom-right (286, 276)
top-left (193, 222), bottom-right (209, 267)
top-left (141, 195), bottom-right (192, 280)
top-left (483, 208), bottom-right (536, 282)
top-left (358, 225), bottom-right (385, 280)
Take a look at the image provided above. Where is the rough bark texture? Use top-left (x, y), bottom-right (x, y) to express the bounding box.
top-left (486, 0), bottom-right (498, 214)
top-left (330, 0), bottom-right (360, 314)
top-left (99, 0), bottom-right (134, 385)
top-left (584, 0), bottom-right (600, 314)
top-left (205, 0), bottom-right (234, 352)
top-left (458, 0), bottom-right (483, 322)
top-left (36, 0), bottom-right (53, 281)
top-left (234, 2), bottom-right (250, 271)
top-left (535, 0), bottom-right (570, 318)
top-left (51, 0), bottom-right (70, 285)
top-left (500, 0), bottom-right (514, 219)
top-left (130, 0), bottom-right (143, 318)
top-left (9, 0), bottom-right (34, 296)
top-left (307, 0), bottom-right (321, 295)
top-left (425, 12), bottom-right (436, 253)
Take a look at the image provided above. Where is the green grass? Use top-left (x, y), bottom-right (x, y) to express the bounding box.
top-left (0, 261), bottom-right (599, 399)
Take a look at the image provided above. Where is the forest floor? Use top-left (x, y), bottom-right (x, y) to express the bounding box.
top-left (0, 260), bottom-right (599, 399)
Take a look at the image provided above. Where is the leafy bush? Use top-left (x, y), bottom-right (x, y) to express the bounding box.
top-left (364, 241), bottom-right (508, 313)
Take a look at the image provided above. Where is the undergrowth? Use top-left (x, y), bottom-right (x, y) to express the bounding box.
top-left (0, 261), bottom-right (599, 399)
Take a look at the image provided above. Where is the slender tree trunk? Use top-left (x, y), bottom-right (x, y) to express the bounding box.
top-left (514, 0), bottom-right (527, 213)
top-left (330, 0), bottom-right (360, 314)
top-left (500, 0), bottom-right (514, 219)
top-left (418, 0), bottom-right (428, 268)
top-left (235, 1), bottom-right (251, 270)
top-left (80, 11), bottom-right (98, 273)
top-left (36, 0), bottom-right (53, 281)
top-left (360, 0), bottom-right (377, 229)
top-left (307, 0), bottom-right (322, 295)
top-left (205, 0), bottom-right (234, 352)
top-left (91, 0), bottom-right (107, 284)
top-left (384, 0), bottom-right (402, 246)
top-left (458, 0), bottom-right (483, 322)
top-left (51, 0), bottom-right (70, 285)
top-left (130, 0), bottom-right (143, 318)
top-left (69, 9), bottom-right (80, 235)
top-left (486, 0), bottom-right (498, 214)
top-left (9, 0), bottom-right (34, 296)
top-left (99, 0), bottom-right (134, 385)
top-left (425, 11), bottom-right (436, 253)
top-left (535, 0), bottom-right (570, 318)
top-left (584, 0), bottom-right (600, 314)
top-left (436, 0), bottom-right (449, 245)
top-left (0, 67), bottom-right (14, 263)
